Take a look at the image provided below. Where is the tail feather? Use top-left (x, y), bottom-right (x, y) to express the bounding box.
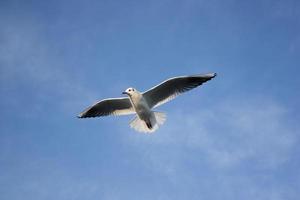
top-left (154, 111), bottom-right (166, 125)
top-left (129, 116), bottom-right (157, 133)
top-left (129, 112), bottom-right (166, 133)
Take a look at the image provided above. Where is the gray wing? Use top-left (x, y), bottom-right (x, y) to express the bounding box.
top-left (143, 73), bottom-right (217, 108)
top-left (78, 97), bottom-right (135, 118)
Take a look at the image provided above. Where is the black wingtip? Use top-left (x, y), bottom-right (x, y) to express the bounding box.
top-left (209, 72), bottom-right (217, 77)
top-left (197, 72), bottom-right (217, 78)
top-left (203, 72), bottom-right (217, 79)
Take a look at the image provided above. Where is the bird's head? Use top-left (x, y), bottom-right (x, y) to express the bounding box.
top-left (122, 87), bottom-right (138, 97)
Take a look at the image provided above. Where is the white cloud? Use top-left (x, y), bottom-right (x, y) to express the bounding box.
top-left (184, 98), bottom-right (295, 170)
top-left (124, 95), bottom-right (297, 198)
top-left (0, 16), bottom-right (98, 116)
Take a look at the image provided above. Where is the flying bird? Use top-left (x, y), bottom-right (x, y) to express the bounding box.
top-left (78, 73), bottom-right (217, 133)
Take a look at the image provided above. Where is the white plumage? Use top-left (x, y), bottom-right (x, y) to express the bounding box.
top-left (78, 73), bottom-right (216, 133)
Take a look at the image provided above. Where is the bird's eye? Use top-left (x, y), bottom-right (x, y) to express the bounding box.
top-left (129, 89), bottom-right (131, 92)
top-left (132, 89), bottom-right (135, 91)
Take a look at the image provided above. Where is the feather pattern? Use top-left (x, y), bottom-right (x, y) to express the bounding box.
top-left (143, 73), bottom-right (217, 108)
top-left (78, 97), bottom-right (135, 118)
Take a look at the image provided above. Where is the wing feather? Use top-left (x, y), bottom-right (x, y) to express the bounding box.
top-left (143, 73), bottom-right (217, 108)
top-left (78, 97), bottom-right (135, 118)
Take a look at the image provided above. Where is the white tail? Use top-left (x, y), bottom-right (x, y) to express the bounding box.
top-left (129, 112), bottom-right (166, 133)
top-left (154, 111), bottom-right (167, 125)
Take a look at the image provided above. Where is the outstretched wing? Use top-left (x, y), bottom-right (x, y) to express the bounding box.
top-left (143, 73), bottom-right (217, 108)
top-left (78, 97), bottom-right (135, 118)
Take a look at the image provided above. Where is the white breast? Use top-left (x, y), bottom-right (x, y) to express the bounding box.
top-left (130, 94), bottom-right (152, 119)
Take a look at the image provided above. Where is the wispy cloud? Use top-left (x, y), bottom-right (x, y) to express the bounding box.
top-left (123, 95), bottom-right (297, 199)
top-left (129, 96), bottom-right (295, 167)
top-left (1, 1), bottom-right (299, 200)
top-left (0, 15), bottom-right (97, 117)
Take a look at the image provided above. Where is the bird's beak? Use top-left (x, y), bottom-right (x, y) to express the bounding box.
top-left (122, 91), bottom-right (128, 95)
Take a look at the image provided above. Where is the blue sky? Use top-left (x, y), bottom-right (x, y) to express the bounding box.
top-left (0, 0), bottom-right (300, 199)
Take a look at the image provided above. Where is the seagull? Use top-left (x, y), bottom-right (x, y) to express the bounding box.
top-left (78, 73), bottom-right (217, 133)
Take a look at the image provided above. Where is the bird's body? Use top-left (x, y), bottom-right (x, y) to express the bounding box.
top-left (78, 73), bottom-right (217, 133)
top-left (127, 90), bottom-right (148, 117)
top-left (126, 90), bottom-right (159, 131)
